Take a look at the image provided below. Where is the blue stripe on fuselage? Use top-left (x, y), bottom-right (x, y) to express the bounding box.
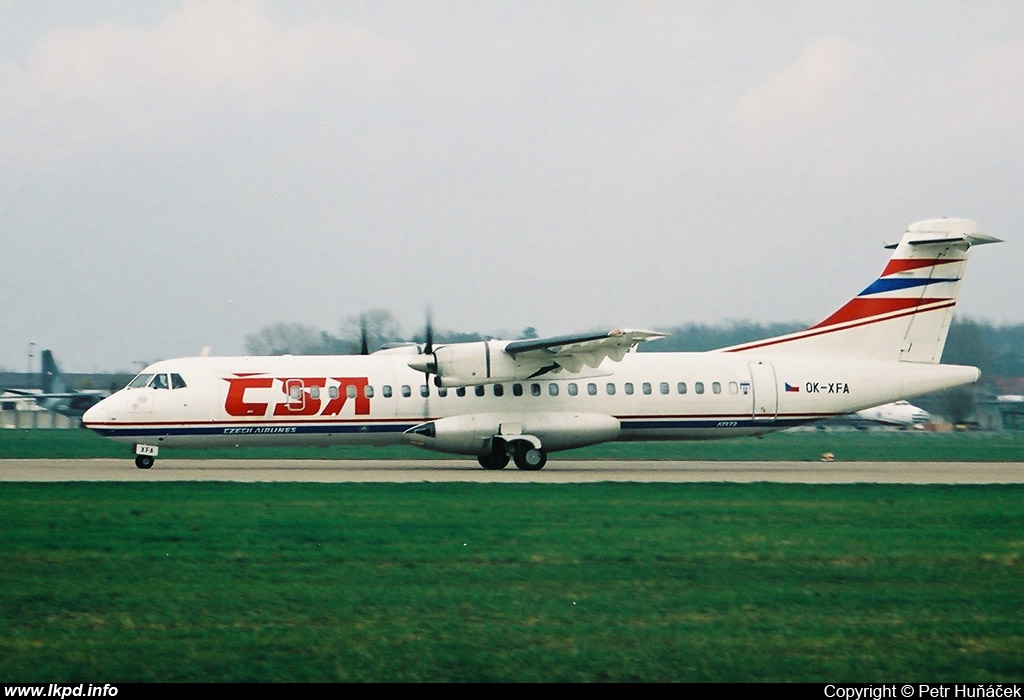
top-left (89, 422), bottom-right (416, 439)
top-left (91, 416), bottom-right (820, 441)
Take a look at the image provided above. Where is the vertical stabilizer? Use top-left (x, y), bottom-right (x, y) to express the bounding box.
top-left (723, 219), bottom-right (1000, 362)
top-left (40, 350), bottom-right (66, 394)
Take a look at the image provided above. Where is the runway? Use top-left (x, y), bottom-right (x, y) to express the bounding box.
top-left (0, 459), bottom-right (1021, 483)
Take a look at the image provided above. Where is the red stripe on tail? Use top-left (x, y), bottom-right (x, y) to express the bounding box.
top-left (880, 258), bottom-right (960, 276)
top-left (812, 297), bottom-right (949, 329)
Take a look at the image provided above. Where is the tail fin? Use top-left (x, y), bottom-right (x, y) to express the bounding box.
top-left (40, 350), bottom-right (66, 394)
top-left (724, 218), bottom-right (1000, 362)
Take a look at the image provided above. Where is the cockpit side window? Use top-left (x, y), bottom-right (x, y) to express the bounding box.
top-left (128, 372), bottom-right (186, 389)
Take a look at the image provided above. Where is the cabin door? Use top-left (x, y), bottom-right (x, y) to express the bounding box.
top-left (748, 361), bottom-right (778, 421)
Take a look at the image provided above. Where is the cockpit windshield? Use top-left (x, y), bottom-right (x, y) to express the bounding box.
top-left (128, 373), bottom-right (153, 389)
top-left (126, 373), bottom-right (187, 390)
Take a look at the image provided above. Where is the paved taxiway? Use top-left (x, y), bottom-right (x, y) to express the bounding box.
top-left (0, 459), bottom-right (1020, 483)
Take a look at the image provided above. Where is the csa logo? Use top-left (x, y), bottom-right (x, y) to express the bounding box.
top-left (223, 374), bottom-right (371, 417)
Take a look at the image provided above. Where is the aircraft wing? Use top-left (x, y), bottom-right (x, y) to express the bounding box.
top-left (504, 329), bottom-right (666, 373)
top-left (1, 390), bottom-right (107, 400)
top-left (410, 328), bottom-right (667, 386)
top-left (1, 389), bottom-right (36, 397)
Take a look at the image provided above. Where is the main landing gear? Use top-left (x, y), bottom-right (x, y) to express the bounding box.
top-left (477, 438), bottom-right (548, 471)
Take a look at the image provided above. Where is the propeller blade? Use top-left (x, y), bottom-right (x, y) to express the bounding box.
top-left (422, 309), bottom-right (434, 397)
top-left (359, 315), bottom-right (369, 355)
top-left (424, 310), bottom-right (434, 355)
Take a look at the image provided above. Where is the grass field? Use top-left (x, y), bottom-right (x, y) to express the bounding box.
top-left (1, 482), bottom-right (1023, 682)
top-left (2, 426), bottom-right (1024, 462)
top-left (2, 429), bottom-right (1022, 682)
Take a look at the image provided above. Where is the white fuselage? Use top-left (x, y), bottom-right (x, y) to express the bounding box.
top-left (82, 346), bottom-right (979, 457)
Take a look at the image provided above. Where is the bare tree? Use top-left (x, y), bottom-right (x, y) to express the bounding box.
top-left (340, 309), bottom-right (404, 353)
top-left (245, 323), bottom-right (332, 356)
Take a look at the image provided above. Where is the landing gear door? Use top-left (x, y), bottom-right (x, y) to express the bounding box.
top-left (748, 361), bottom-right (778, 421)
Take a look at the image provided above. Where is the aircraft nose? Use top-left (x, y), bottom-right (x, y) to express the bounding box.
top-left (82, 397), bottom-right (110, 428)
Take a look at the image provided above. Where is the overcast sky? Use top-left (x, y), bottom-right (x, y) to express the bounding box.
top-left (2, 1), bottom-right (1022, 373)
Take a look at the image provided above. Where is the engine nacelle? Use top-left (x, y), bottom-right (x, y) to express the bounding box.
top-left (414, 340), bottom-right (550, 388)
top-left (404, 412), bottom-right (620, 456)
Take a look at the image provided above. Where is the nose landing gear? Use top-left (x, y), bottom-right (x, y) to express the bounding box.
top-left (133, 444), bottom-right (158, 469)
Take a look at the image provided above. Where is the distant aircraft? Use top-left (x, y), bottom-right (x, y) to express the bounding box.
top-left (83, 218), bottom-right (999, 470)
top-left (2, 350), bottom-right (108, 420)
top-left (823, 400), bottom-right (932, 429)
top-left (995, 395), bottom-right (1024, 403)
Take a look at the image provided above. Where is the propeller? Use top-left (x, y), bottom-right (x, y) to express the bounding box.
top-left (408, 310), bottom-right (441, 389)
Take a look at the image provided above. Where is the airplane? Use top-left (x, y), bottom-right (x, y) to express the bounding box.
top-left (2, 349), bottom-right (108, 420)
top-left (855, 400), bottom-right (931, 428)
top-left (821, 400), bottom-right (932, 430)
top-left (82, 217), bottom-right (999, 470)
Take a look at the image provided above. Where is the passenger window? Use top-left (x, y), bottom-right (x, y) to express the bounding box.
top-left (347, 385), bottom-right (357, 398)
top-left (290, 385), bottom-right (302, 400)
top-left (383, 385), bottom-right (393, 398)
top-left (438, 387), bottom-right (448, 397)
top-left (530, 383), bottom-right (541, 397)
top-left (475, 386), bottom-right (485, 397)
top-left (624, 382), bottom-right (634, 395)
top-left (588, 383), bottom-right (597, 396)
top-left (494, 384), bottom-right (504, 397)
top-left (364, 385), bottom-right (374, 398)
top-left (549, 383), bottom-right (559, 396)
top-left (660, 382), bottom-right (669, 395)
top-left (513, 384), bottom-right (523, 397)
top-left (642, 382), bottom-right (652, 395)
top-left (606, 383), bottom-right (616, 395)
top-left (457, 387), bottom-right (466, 397)
top-left (310, 386), bottom-right (320, 399)
top-left (568, 383), bottom-right (578, 396)
top-left (420, 385), bottom-right (429, 397)
top-left (677, 382), bottom-right (687, 394)
top-left (401, 385), bottom-right (411, 398)
top-left (171, 373), bottom-right (187, 389)
top-left (330, 386), bottom-right (340, 399)
top-left (712, 382), bottom-right (722, 394)
top-left (695, 382), bottom-right (704, 394)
